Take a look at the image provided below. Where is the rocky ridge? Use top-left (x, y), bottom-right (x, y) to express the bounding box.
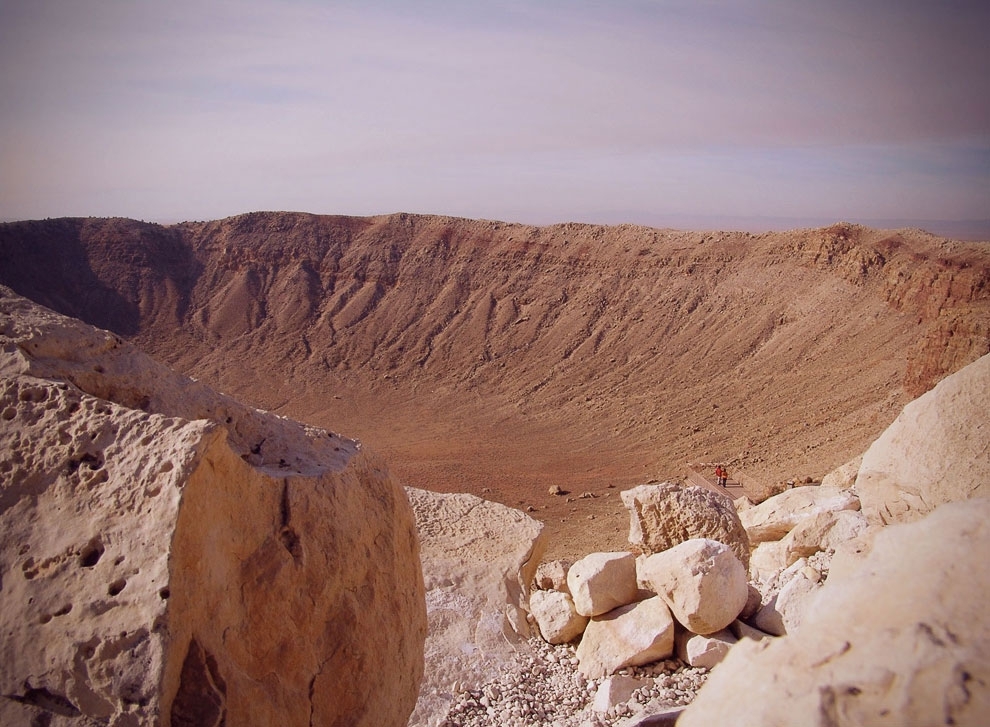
top-left (2, 213), bottom-right (988, 557)
top-left (0, 223), bottom-right (988, 724)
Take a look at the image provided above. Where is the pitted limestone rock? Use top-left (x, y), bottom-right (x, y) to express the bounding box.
top-left (0, 288), bottom-right (426, 727)
top-left (621, 482), bottom-right (750, 569)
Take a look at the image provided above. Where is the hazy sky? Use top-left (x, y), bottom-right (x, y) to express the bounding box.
top-left (1, 0), bottom-right (988, 234)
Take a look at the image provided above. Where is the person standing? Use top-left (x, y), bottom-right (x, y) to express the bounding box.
top-left (715, 465), bottom-right (728, 487)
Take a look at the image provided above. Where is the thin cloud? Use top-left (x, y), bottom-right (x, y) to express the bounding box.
top-left (0, 0), bottom-right (987, 230)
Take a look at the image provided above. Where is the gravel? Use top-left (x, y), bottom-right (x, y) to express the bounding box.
top-left (437, 638), bottom-right (708, 727)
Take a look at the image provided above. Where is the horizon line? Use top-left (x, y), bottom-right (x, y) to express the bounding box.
top-left (2, 211), bottom-right (988, 242)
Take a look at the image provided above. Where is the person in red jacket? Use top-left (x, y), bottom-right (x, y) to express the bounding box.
top-left (715, 465), bottom-right (728, 487)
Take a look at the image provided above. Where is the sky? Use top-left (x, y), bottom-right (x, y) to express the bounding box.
top-left (1, 0), bottom-right (988, 236)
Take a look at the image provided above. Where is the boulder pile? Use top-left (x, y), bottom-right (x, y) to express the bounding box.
top-left (422, 482), bottom-right (757, 726)
top-left (528, 483), bottom-right (762, 684)
top-left (512, 350), bottom-right (990, 724)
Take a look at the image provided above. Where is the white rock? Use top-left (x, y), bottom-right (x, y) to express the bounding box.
top-left (530, 589), bottom-right (589, 645)
top-left (576, 597), bottom-right (675, 679)
top-left (534, 559), bottom-right (572, 594)
top-left (740, 584), bottom-right (763, 621)
top-left (567, 551), bottom-right (638, 617)
top-left (592, 675), bottom-right (647, 713)
top-left (0, 289), bottom-right (427, 727)
top-left (621, 482), bottom-right (750, 568)
top-left (676, 629), bottom-right (737, 669)
top-left (751, 573), bottom-right (822, 636)
top-left (820, 454), bottom-right (863, 489)
top-left (734, 495), bottom-right (754, 511)
top-left (680, 499), bottom-right (990, 727)
top-left (827, 530), bottom-right (878, 583)
top-left (640, 539), bottom-right (748, 635)
top-left (740, 486), bottom-right (860, 543)
top-left (729, 619), bottom-right (773, 642)
top-left (748, 540), bottom-right (789, 581)
top-left (404, 488), bottom-right (546, 727)
top-left (857, 353), bottom-right (990, 525)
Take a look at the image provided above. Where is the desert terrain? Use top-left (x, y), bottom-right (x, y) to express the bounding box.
top-left (1, 212), bottom-right (987, 558)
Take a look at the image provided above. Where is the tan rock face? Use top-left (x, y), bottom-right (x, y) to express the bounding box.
top-left (404, 488), bottom-right (545, 727)
top-left (739, 486), bottom-right (860, 543)
top-left (162, 438), bottom-right (425, 727)
top-left (621, 482), bottom-right (750, 568)
top-left (857, 352), bottom-right (990, 525)
top-left (0, 288), bottom-right (427, 727)
top-left (576, 597), bottom-right (675, 679)
top-left (640, 539), bottom-right (748, 635)
top-left (679, 499), bottom-right (990, 727)
top-left (0, 377), bottom-right (199, 724)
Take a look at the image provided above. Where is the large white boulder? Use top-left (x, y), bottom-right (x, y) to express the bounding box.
top-left (740, 486), bottom-right (860, 543)
top-left (621, 482), bottom-right (750, 568)
top-left (0, 289), bottom-right (427, 727)
top-left (529, 589), bottom-right (588, 645)
top-left (640, 539), bottom-right (748, 635)
top-left (679, 499), bottom-right (990, 726)
top-left (566, 551), bottom-right (638, 617)
top-left (857, 352), bottom-right (990, 525)
top-left (576, 597), bottom-right (675, 679)
top-left (404, 488), bottom-right (545, 727)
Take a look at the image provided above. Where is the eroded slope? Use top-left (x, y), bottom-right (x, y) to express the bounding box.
top-left (2, 213), bottom-right (987, 554)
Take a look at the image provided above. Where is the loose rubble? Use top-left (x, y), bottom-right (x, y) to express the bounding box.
top-left (438, 638), bottom-right (707, 727)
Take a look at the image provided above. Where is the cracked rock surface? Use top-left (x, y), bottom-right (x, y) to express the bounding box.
top-left (0, 287), bottom-right (426, 726)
